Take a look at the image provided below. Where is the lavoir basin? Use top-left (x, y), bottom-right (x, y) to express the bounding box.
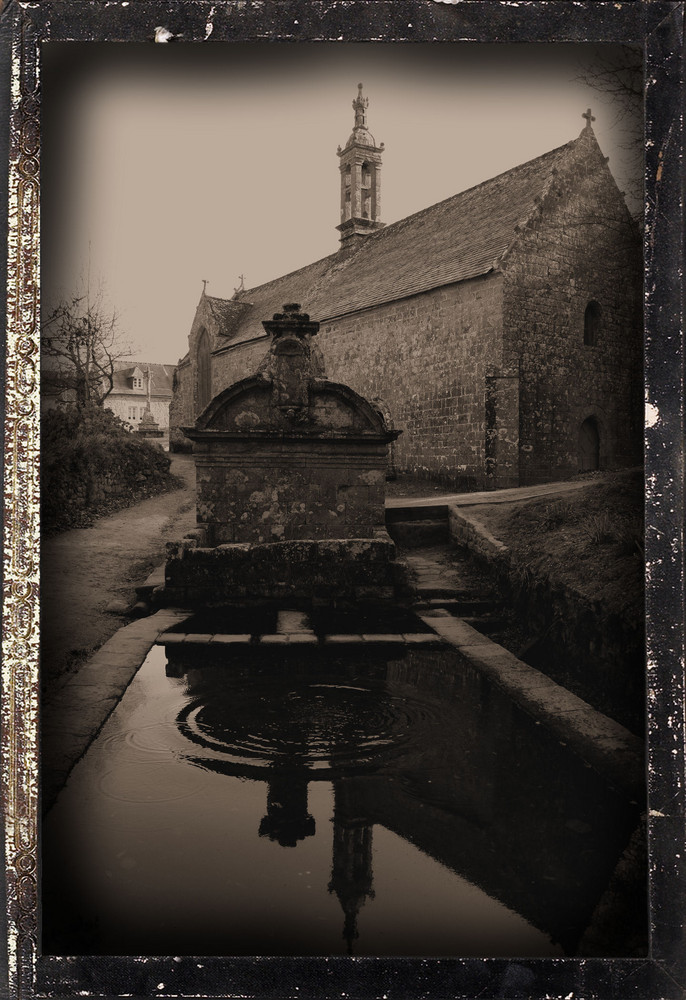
top-left (41, 610), bottom-right (645, 957)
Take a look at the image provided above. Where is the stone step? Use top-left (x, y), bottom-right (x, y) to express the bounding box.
top-left (135, 562), bottom-right (165, 599)
top-left (387, 520), bottom-right (449, 548)
top-left (385, 504), bottom-right (449, 523)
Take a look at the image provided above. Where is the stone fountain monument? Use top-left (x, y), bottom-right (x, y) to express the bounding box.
top-left (163, 304), bottom-right (403, 607)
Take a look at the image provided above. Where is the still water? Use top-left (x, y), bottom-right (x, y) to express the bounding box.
top-left (42, 636), bottom-right (641, 957)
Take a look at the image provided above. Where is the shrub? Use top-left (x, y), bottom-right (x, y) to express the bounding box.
top-left (42, 404), bottom-right (175, 533)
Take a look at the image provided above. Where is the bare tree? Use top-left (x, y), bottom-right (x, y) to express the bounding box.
top-left (578, 47), bottom-right (643, 127)
top-left (42, 287), bottom-right (133, 408)
top-left (577, 46), bottom-right (643, 210)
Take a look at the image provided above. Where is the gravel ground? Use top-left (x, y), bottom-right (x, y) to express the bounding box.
top-left (41, 453), bottom-right (197, 700)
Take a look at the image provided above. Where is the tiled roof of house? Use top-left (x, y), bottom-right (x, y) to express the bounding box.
top-left (111, 361), bottom-right (176, 397)
top-left (214, 135), bottom-right (583, 349)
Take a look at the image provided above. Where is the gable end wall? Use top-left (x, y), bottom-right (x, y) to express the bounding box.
top-left (502, 145), bottom-right (643, 484)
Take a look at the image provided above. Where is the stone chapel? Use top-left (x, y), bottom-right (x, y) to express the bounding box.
top-left (170, 86), bottom-right (642, 490)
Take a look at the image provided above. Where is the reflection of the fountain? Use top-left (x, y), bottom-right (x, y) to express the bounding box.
top-left (259, 771), bottom-right (316, 847)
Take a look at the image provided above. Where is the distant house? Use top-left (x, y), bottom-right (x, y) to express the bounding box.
top-left (106, 362), bottom-right (176, 444)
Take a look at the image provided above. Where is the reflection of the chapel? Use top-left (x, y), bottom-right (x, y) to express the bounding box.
top-left (172, 652), bottom-right (643, 956)
top-left (258, 768), bottom-right (375, 952)
top-left (328, 780), bottom-right (375, 953)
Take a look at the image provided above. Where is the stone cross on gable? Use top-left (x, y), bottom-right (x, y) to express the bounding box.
top-left (582, 108), bottom-right (596, 128)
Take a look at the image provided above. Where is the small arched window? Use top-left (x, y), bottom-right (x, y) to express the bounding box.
top-left (584, 300), bottom-right (602, 346)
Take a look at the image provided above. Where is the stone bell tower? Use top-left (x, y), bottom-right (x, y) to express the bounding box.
top-left (336, 84), bottom-right (385, 246)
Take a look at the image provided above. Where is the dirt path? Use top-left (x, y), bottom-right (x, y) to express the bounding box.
top-left (41, 453), bottom-right (197, 697)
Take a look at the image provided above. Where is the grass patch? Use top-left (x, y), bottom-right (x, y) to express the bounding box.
top-left (477, 468), bottom-right (644, 622)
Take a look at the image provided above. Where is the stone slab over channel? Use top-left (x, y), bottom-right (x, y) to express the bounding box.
top-left (422, 612), bottom-right (644, 803)
top-left (154, 632), bottom-right (443, 647)
top-left (41, 608), bottom-right (191, 812)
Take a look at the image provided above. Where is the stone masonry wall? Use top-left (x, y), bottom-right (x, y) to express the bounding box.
top-left (170, 340), bottom-right (270, 451)
top-left (194, 276), bottom-right (504, 490)
top-left (194, 440), bottom-right (388, 545)
top-left (502, 135), bottom-right (643, 484)
top-left (213, 338), bottom-right (269, 396)
top-left (318, 277), bottom-right (503, 490)
top-left (168, 358), bottom-right (193, 449)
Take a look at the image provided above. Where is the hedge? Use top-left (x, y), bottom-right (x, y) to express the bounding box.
top-left (42, 405), bottom-right (178, 533)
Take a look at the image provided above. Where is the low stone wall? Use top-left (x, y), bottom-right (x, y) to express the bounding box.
top-left (447, 505), bottom-right (644, 735)
top-left (164, 531), bottom-right (405, 607)
top-left (448, 507), bottom-right (510, 564)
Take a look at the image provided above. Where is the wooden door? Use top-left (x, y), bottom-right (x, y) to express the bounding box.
top-left (578, 417), bottom-right (600, 472)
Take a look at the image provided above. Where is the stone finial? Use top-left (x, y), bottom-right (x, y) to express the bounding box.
top-left (258, 305), bottom-right (326, 419)
top-left (262, 303), bottom-right (320, 340)
top-left (353, 82), bottom-right (368, 128)
top-left (582, 108), bottom-right (596, 129)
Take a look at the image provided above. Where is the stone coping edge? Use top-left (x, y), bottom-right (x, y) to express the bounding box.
top-left (41, 608), bottom-right (192, 813)
top-left (448, 505), bottom-right (510, 564)
top-left (420, 612), bottom-right (645, 803)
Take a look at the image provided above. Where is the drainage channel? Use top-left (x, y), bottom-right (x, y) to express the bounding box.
top-left (42, 603), bottom-right (646, 959)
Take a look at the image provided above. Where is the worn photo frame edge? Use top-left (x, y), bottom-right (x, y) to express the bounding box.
top-left (1, 2), bottom-right (684, 998)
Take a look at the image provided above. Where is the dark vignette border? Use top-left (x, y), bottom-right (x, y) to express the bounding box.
top-left (1, 2), bottom-right (684, 998)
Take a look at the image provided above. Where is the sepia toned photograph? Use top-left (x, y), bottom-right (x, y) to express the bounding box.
top-left (38, 39), bottom-right (648, 959)
top-left (1, 4), bottom-right (683, 998)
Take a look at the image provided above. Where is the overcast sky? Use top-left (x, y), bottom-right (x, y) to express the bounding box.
top-left (42, 43), bottom-right (642, 365)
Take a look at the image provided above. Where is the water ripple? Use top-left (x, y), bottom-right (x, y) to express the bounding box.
top-left (177, 680), bottom-right (446, 778)
top-left (98, 761), bottom-right (208, 803)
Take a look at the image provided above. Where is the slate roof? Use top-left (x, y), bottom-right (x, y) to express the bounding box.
top-left (212, 134), bottom-right (585, 350)
top-left (111, 361), bottom-right (176, 397)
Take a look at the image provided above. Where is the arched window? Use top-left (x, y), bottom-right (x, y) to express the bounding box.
top-left (584, 300), bottom-right (602, 346)
top-left (197, 329), bottom-right (211, 412)
top-left (578, 416), bottom-right (600, 472)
